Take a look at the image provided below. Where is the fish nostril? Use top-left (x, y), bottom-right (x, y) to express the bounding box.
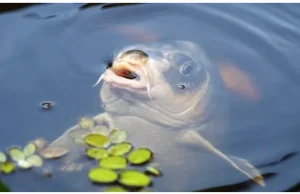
top-left (106, 62), bottom-right (113, 69)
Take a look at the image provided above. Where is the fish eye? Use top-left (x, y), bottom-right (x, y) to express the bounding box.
top-left (178, 84), bottom-right (185, 89)
top-left (180, 62), bottom-right (195, 76)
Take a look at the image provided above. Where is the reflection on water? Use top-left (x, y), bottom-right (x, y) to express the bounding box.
top-left (0, 3), bottom-right (300, 192)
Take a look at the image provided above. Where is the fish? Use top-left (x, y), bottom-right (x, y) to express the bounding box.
top-left (44, 40), bottom-right (264, 190)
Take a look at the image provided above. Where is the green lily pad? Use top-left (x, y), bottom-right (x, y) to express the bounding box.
top-left (0, 162), bottom-right (14, 174)
top-left (119, 170), bottom-right (151, 187)
top-left (108, 143), bottom-right (132, 156)
top-left (109, 129), bottom-right (127, 144)
top-left (127, 148), bottom-right (152, 165)
top-left (145, 166), bottom-right (162, 177)
top-left (93, 125), bottom-right (109, 135)
top-left (0, 152), bottom-right (7, 163)
top-left (99, 156), bottom-right (127, 170)
top-left (79, 117), bottom-right (95, 130)
top-left (88, 168), bottom-right (118, 184)
top-left (27, 155), bottom-right (43, 167)
top-left (103, 186), bottom-right (127, 192)
top-left (23, 143), bottom-right (37, 158)
top-left (86, 148), bottom-right (109, 160)
top-left (8, 147), bottom-right (25, 162)
top-left (17, 160), bottom-right (31, 169)
top-left (39, 147), bottom-right (68, 159)
top-left (84, 134), bottom-right (110, 148)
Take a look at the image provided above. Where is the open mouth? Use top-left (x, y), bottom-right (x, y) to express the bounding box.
top-left (93, 60), bottom-right (146, 90)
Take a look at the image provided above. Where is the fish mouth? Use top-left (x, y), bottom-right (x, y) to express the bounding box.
top-left (93, 60), bottom-right (148, 90)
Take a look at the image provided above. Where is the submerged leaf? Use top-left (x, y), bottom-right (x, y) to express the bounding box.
top-left (23, 143), bottom-right (37, 157)
top-left (40, 147), bottom-right (68, 159)
top-left (108, 143), bottom-right (132, 156)
top-left (0, 162), bottom-right (14, 174)
top-left (79, 117), bottom-right (95, 130)
top-left (27, 155), bottom-right (43, 167)
top-left (127, 148), bottom-right (152, 165)
top-left (86, 148), bottom-right (109, 160)
top-left (88, 168), bottom-right (118, 183)
top-left (99, 156), bottom-right (127, 170)
top-left (119, 170), bottom-right (151, 187)
top-left (145, 166), bottom-right (162, 177)
top-left (109, 129), bottom-right (127, 144)
top-left (93, 125), bottom-right (109, 135)
top-left (0, 152), bottom-right (7, 163)
top-left (8, 147), bottom-right (25, 162)
top-left (84, 134), bottom-right (110, 148)
top-left (103, 186), bottom-right (127, 192)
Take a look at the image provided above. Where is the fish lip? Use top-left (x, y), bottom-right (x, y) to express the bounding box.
top-left (102, 62), bottom-right (147, 90)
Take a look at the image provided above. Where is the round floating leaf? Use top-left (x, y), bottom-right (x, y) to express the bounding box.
top-left (39, 147), bottom-right (68, 159)
top-left (17, 160), bottom-right (31, 169)
top-left (79, 117), bottom-right (95, 130)
top-left (88, 168), bottom-right (118, 183)
top-left (8, 147), bottom-right (25, 162)
top-left (99, 156), bottom-right (127, 170)
top-left (127, 148), bottom-right (152, 165)
top-left (145, 166), bottom-right (162, 177)
top-left (23, 143), bottom-right (37, 157)
top-left (86, 148), bottom-right (109, 160)
top-left (119, 170), bottom-right (151, 187)
top-left (0, 162), bottom-right (14, 174)
top-left (0, 152), bottom-right (7, 163)
top-left (27, 155), bottom-right (43, 167)
top-left (109, 129), bottom-right (127, 144)
top-left (108, 143), bottom-right (132, 156)
top-left (103, 186), bottom-right (127, 192)
top-left (84, 134), bottom-right (110, 148)
top-left (93, 125), bottom-right (109, 135)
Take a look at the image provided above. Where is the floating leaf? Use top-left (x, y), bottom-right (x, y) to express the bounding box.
top-left (23, 143), bottom-right (37, 157)
top-left (79, 117), bottom-right (95, 130)
top-left (8, 147), bottom-right (25, 162)
top-left (0, 162), bottom-right (14, 174)
top-left (17, 160), bottom-right (31, 169)
top-left (103, 186), bottom-right (127, 192)
top-left (93, 125), bottom-right (109, 135)
top-left (88, 168), bottom-right (118, 183)
top-left (109, 129), bottom-right (127, 144)
top-left (127, 148), bottom-right (152, 165)
top-left (27, 155), bottom-right (43, 167)
top-left (0, 152), bottom-right (7, 163)
top-left (84, 134), bottom-right (110, 148)
top-left (109, 143), bottom-right (132, 156)
top-left (119, 170), bottom-right (151, 187)
top-left (99, 156), bottom-right (127, 170)
top-left (145, 166), bottom-right (162, 177)
top-left (40, 147), bottom-right (68, 159)
top-left (86, 148), bottom-right (109, 160)
top-left (32, 138), bottom-right (47, 150)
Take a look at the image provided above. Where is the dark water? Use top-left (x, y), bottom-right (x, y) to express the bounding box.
top-left (0, 3), bottom-right (300, 192)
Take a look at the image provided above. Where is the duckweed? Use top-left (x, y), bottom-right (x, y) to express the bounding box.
top-left (109, 129), bottom-right (127, 144)
top-left (0, 152), bottom-right (6, 163)
top-left (88, 168), bottom-right (118, 183)
top-left (145, 166), bottom-right (162, 177)
top-left (79, 117), bottom-right (95, 130)
top-left (0, 162), bottom-right (14, 174)
top-left (93, 125), bottom-right (109, 135)
top-left (119, 170), bottom-right (151, 187)
top-left (103, 186), bottom-right (127, 192)
top-left (108, 143), bottom-right (132, 156)
top-left (84, 133), bottom-right (111, 148)
top-left (23, 143), bottom-right (37, 158)
top-left (127, 148), bottom-right (152, 165)
top-left (86, 148), bottom-right (109, 160)
top-left (99, 156), bottom-right (127, 170)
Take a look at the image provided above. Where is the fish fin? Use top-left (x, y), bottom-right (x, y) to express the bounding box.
top-left (178, 130), bottom-right (265, 187)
